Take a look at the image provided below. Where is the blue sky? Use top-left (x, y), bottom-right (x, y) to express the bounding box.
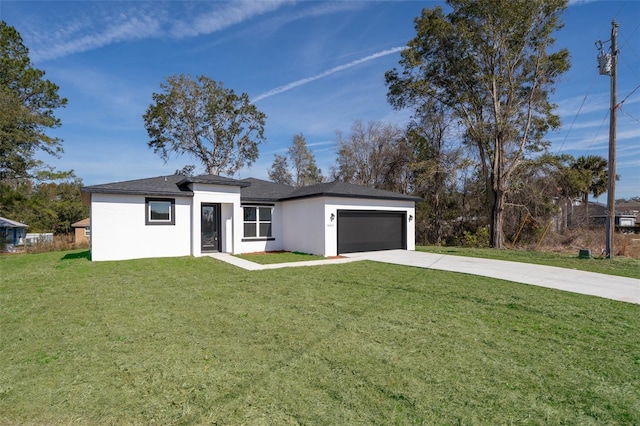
top-left (1, 0), bottom-right (639, 199)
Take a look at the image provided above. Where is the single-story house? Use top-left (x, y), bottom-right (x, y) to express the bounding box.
top-left (0, 216), bottom-right (28, 252)
top-left (81, 175), bottom-right (421, 262)
top-left (71, 218), bottom-right (91, 245)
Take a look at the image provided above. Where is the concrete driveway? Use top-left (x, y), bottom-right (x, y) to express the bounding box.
top-left (207, 250), bottom-right (640, 305)
top-left (345, 250), bottom-right (640, 305)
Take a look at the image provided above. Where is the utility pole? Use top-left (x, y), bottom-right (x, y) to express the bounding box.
top-left (597, 20), bottom-right (618, 258)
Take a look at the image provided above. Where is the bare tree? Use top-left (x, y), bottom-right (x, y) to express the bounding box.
top-left (332, 120), bottom-right (412, 193)
top-left (408, 101), bottom-right (462, 244)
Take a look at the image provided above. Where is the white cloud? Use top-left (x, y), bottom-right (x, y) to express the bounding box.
top-left (170, 0), bottom-right (295, 38)
top-left (555, 92), bottom-right (610, 118)
top-left (23, 1), bottom-right (296, 62)
top-left (252, 46), bottom-right (407, 103)
top-left (28, 4), bottom-right (166, 62)
top-left (245, 1), bottom-right (366, 38)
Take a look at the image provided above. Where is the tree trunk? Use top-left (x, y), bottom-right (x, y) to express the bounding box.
top-left (583, 193), bottom-right (589, 227)
top-left (490, 186), bottom-right (505, 249)
top-left (434, 190), bottom-right (441, 245)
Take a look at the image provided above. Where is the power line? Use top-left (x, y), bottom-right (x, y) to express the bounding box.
top-left (618, 83), bottom-right (640, 107)
top-left (554, 72), bottom-right (598, 155)
top-left (619, 108), bottom-right (640, 124)
top-left (585, 110), bottom-right (610, 154)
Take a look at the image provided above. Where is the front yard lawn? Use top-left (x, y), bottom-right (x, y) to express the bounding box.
top-left (1, 250), bottom-right (638, 424)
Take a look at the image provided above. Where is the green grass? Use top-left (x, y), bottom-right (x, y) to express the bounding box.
top-left (1, 250), bottom-right (639, 424)
top-left (417, 245), bottom-right (640, 279)
top-left (235, 251), bottom-right (326, 264)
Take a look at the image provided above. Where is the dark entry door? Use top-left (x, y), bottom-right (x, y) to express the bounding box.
top-left (337, 210), bottom-right (406, 254)
top-left (201, 204), bottom-right (221, 252)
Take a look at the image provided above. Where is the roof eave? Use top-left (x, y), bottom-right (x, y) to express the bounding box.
top-left (241, 196), bottom-right (280, 203)
top-left (281, 192), bottom-right (422, 203)
top-left (80, 188), bottom-right (194, 198)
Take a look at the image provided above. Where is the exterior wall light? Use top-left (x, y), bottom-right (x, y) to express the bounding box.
top-left (409, 215), bottom-right (413, 222)
top-left (330, 213), bottom-right (335, 222)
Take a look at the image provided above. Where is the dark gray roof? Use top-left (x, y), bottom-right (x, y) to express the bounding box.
top-left (179, 174), bottom-right (250, 187)
top-left (82, 175), bottom-right (193, 197)
top-left (617, 201), bottom-right (640, 212)
top-left (238, 179), bottom-right (420, 202)
top-left (240, 178), bottom-right (295, 202)
top-left (81, 174), bottom-right (421, 203)
top-left (81, 174), bottom-right (250, 198)
top-left (280, 181), bottom-right (423, 202)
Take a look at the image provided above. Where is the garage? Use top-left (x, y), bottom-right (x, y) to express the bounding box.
top-left (337, 210), bottom-right (406, 254)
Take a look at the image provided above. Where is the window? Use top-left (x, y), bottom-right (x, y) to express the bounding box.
top-left (243, 206), bottom-right (273, 239)
top-left (145, 198), bottom-right (175, 225)
top-left (84, 227), bottom-right (91, 237)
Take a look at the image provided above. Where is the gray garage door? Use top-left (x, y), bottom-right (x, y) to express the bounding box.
top-left (337, 210), bottom-right (406, 254)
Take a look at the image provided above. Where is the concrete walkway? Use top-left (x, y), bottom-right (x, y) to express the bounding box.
top-left (206, 251), bottom-right (640, 305)
top-left (206, 252), bottom-right (360, 271)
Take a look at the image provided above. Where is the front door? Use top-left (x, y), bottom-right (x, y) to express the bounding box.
top-left (201, 204), bottom-right (221, 252)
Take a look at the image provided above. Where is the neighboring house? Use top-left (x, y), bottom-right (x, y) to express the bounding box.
top-left (617, 200), bottom-right (640, 217)
top-left (81, 175), bottom-right (420, 262)
top-left (555, 198), bottom-right (639, 230)
top-left (592, 213), bottom-right (637, 228)
top-left (71, 218), bottom-right (91, 245)
top-left (0, 216), bottom-right (28, 252)
top-left (590, 201), bottom-right (638, 229)
top-left (617, 201), bottom-right (639, 229)
top-left (24, 233), bottom-right (54, 245)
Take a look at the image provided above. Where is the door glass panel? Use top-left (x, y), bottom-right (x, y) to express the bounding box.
top-left (201, 205), bottom-right (220, 251)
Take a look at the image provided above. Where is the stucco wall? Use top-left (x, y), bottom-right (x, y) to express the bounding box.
top-left (90, 193), bottom-right (192, 261)
top-left (281, 197), bottom-right (327, 255)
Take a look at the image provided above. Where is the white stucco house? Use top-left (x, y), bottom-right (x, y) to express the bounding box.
top-left (81, 174), bottom-right (421, 262)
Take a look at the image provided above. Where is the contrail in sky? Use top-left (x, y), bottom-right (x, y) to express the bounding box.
top-left (251, 46), bottom-right (407, 103)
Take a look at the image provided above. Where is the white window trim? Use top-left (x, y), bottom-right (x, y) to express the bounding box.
top-left (242, 205), bottom-right (274, 240)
